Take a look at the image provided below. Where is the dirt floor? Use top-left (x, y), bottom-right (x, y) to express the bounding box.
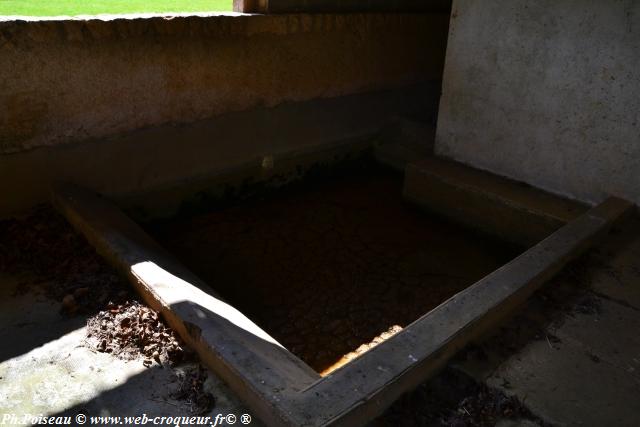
top-left (0, 209), bottom-right (251, 425)
top-left (149, 168), bottom-right (520, 374)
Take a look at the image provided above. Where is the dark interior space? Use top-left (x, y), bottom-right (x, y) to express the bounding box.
top-left (148, 164), bottom-right (520, 374)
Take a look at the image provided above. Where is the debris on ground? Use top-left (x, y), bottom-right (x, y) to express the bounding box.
top-left (438, 385), bottom-right (544, 426)
top-left (170, 365), bottom-right (216, 415)
top-left (0, 206), bottom-right (133, 313)
top-left (83, 295), bottom-right (216, 412)
top-left (376, 368), bottom-right (549, 427)
top-left (1, 206), bottom-right (215, 414)
top-left (86, 300), bottom-right (189, 367)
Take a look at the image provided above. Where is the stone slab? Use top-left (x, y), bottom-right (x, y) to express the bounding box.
top-left (552, 296), bottom-right (640, 374)
top-left (586, 216), bottom-right (640, 311)
top-left (487, 324), bottom-right (640, 427)
top-left (453, 215), bottom-right (640, 427)
top-left (404, 157), bottom-right (588, 246)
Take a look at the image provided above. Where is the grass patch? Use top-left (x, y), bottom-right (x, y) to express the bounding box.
top-left (0, 0), bottom-right (232, 17)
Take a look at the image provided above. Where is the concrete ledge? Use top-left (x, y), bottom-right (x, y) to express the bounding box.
top-left (404, 157), bottom-right (589, 247)
top-left (0, 86), bottom-right (436, 219)
top-left (51, 183), bottom-right (631, 426)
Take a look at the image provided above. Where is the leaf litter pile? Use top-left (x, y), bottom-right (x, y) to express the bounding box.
top-left (86, 300), bottom-right (216, 414)
top-left (0, 206), bottom-right (214, 414)
top-left (86, 300), bottom-right (187, 366)
top-left (86, 300), bottom-right (215, 415)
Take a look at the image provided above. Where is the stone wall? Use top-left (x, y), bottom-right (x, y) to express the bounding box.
top-left (1, 13), bottom-right (447, 154)
top-left (0, 13), bottom-right (448, 217)
top-left (436, 0), bottom-right (640, 206)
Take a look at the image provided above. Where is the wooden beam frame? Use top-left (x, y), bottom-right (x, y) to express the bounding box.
top-left (52, 180), bottom-right (632, 426)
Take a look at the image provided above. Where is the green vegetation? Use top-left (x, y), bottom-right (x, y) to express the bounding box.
top-left (0, 0), bottom-right (232, 17)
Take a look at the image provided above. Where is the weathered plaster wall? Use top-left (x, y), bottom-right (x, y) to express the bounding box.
top-left (0, 87), bottom-right (434, 218)
top-left (0, 13), bottom-right (448, 154)
top-left (436, 0), bottom-right (640, 206)
top-left (0, 13), bottom-right (449, 217)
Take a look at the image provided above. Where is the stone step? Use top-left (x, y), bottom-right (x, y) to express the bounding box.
top-left (404, 157), bottom-right (589, 246)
